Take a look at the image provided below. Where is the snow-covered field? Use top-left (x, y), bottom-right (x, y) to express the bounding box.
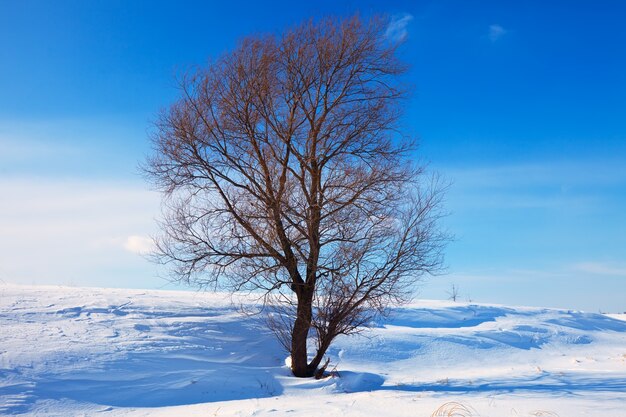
top-left (1, 284), bottom-right (625, 416)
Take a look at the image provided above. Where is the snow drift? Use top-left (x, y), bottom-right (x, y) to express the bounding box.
top-left (1, 284), bottom-right (625, 416)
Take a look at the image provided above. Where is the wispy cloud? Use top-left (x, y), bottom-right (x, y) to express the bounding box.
top-left (440, 160), bottom-right (626, 211)
top-left (0, 137), bottom-right (82, 161)
top-left (0, 178), bottom-right (160, 287)
top-left (571, 262), bottom-right (626, 277)
top-left (488, 24), bottom-right (507, 42)
top-left (444, 160), bottom-right (626, 189)
top-left (0, 117), bottom-right (144, 178)
top-left (385, 13), bottom-right (414, 43)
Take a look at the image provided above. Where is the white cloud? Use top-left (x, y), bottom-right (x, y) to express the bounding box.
top-left (124, 235), bottom-right (155, 255)
top-left (385, 13), bottom-right (414, 43)
top-left (488, 24), bottom-right (507, 42)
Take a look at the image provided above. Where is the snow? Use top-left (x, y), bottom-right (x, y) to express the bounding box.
top-left (606, 313), bottom-right (626, 322)
top-left (1, 284), bottom-right (625, 416)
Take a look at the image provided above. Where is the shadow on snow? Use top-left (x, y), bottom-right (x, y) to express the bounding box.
top-left (2, 305), bottom-right (286, 410)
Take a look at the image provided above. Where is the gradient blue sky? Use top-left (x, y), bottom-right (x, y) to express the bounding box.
top-left (1, 1), bottom-right (625, 311)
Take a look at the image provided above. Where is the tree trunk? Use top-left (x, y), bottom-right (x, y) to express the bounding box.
top-left (290, 289), bottom-right (314, 377)
top-left (307, 333), bottom-right (333, 374)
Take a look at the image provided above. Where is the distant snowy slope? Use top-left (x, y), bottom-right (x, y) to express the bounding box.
top-left (1, 284), bottom-right (625, 416)
top-left (606, 313), bottom-right (626, 322)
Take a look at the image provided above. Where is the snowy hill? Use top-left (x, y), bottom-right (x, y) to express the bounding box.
top-left (1, 284), bottom-right (625, 416)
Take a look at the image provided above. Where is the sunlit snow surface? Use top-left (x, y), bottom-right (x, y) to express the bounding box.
top-left (1, 284), bottom-right (625, 416)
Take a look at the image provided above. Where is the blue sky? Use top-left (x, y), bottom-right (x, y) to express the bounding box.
top-left (1, 1), bottom-right (625, 312)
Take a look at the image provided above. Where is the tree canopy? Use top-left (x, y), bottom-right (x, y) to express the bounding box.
top-left (145, 15), bottom-right (446, 377)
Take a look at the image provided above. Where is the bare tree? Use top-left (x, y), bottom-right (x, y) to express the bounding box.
top-left (447, 284), bottom-right (460, 302)
top-left (144, 15), bottom-right (446, 378)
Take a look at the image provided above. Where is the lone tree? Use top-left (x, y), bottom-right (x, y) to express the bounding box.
top-left (145, 15), bottom-right (446, 378)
